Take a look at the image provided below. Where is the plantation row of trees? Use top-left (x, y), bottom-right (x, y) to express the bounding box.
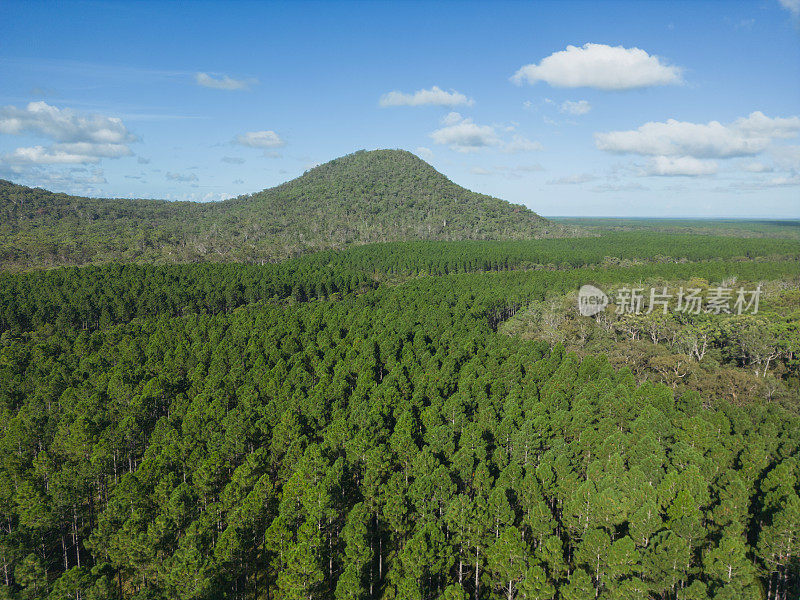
top-left (300, 234), bottom-right (800, 276)
top-left (0, 251), bottom-right (799, 599)
top-left (2, 235), bottom-right (798, 336)
top-left (0, 263), bottom-right (375, 334)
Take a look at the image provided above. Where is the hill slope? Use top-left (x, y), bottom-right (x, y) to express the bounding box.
top-left (0, 149), bottom-right (572, 268)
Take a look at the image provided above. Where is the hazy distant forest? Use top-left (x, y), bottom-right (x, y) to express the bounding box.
top-left (1, 151), bottom-right (799, 600)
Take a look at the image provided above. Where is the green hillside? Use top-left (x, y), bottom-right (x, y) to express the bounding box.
top-left (0, 149), bottom-right (571, 268)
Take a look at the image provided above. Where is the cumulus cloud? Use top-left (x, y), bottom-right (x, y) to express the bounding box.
top-left (646, 156), bottom-right (718, 176)
top-left (511, 43), bottom-right (683, 90)
top-left (430, 113), bottom-right (500, 153)
top-left (415, 146), bottom-right (434, 159)
top-left (779, 0), bottom-right (799, 17)
top-left (559, 100), bottom-right (591, 115)
top-left (52, 142), bottom-right (132, 158)
top-left (4, 146), bottom-right (102, 165)
top-left (0, 101), bottom-right (136, 165)
top-left (741, 161), bottom-right (774, 173)
top-left (3, 143), bottom-right (133, 164)
top-left (502, 135), bottom-right (543, 153)
top-left (166, 171), bottom-right (199, 182)
top-left (200, 192), bottom-right (230, 202)
top-left (234, 130), bottom-right (286, 148)
top-left (431, 113), bottom-right (542, 154)
top-left (195, 72), bottom-right (257, 91)
top-left (595, 112), bottom-right (800, 158)
top-left (379, 86), bottom-right (474, 107)
top-left (771, 145), bottom-right (800, 172)
top-left (0, 101), bottom-right (134, 143)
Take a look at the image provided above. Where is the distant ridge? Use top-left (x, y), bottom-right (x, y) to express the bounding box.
top-left (0, 149), bottom-right (577, 268)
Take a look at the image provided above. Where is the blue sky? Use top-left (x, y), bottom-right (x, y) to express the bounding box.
top-left (1, 0), bottom-right (798, 217)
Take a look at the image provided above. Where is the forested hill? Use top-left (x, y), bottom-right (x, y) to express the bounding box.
top-left (0, 149), bottom-right (571, 269)
top-left (229, 150), bottom-right (562, 250)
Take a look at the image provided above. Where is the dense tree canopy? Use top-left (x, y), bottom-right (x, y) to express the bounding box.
top-left (0, 233), bottom-right (798, 599)
top-left (1, 233), bottom-right (796, 335)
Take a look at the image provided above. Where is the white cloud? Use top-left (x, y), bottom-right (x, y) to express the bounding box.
top-left (771, 145), bottom-right (800, 172)
top-left (2, 144), bottom-right (131, 164)
top-left (502, 134), bottom-right (543, 153)
top-left (559, 100), bottom-right (591, 115)
top-left (195, 72), bottom-right (256, 91)
top-left (470, 167), bottom-right (492, 175)
top-left (379, 86), bottom-right (474, 108)
top-left (431, 113), bottom-right (541, 154)
top-left (3, 146), bottom-right (99, 164)
top-left (734, 111), bottom-right (800, 139)
top-left (646, 156), bottom-right (718, 176)
top-left (52, 142), bottom-right (132, 158)
top-left (0, 101), bottom-right (135, 143)
top-left (222, 156), bottom-right (246, 164)
top-left (200, 192), bottom-right (229, 202)
top-left (430, 113), bottom-right (500, 153)
top-left (166, 171), bottom-right (199, 182)
top-left (547, 173), bottom-right (598, 184)
top-left (764, 175), bottom-right (800, 186)
top-left (442, 111), bottom-right (464, 126)
top-left (415, 146), bottom-right (434, 159)
top-left (779, 0), bottom-right (799, 17)
top-left (511, 43), bottom-right (683, 90)
top-left (234, 130), bottom-right (286, 148)
top-left (595, 112), bottom-right (800, 158)
top-left (0, 101), bottom-right (136, 165)
top-left (741, 161), bottom-right (773, 173)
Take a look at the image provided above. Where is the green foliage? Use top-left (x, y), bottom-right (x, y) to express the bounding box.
top-left (0, 233), bottom-right (799, 599)
top-left (501, 278), bottom-right (800, 409)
